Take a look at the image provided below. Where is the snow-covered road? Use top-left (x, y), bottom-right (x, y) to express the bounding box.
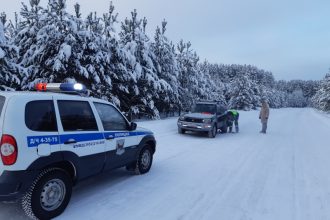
top-left (1, 108), bottom-right (330, 220)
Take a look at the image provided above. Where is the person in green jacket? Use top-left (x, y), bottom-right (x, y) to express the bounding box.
top-left (227, 110), bottom-right (239, 133)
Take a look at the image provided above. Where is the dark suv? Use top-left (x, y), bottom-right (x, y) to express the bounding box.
top-left (177, 101), bottom-right (228, 138)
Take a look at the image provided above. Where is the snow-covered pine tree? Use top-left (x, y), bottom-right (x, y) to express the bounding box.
top-left (152, 20), bottom-right (180, 114)
top-left (0, 14), bottom-right (21, 90)
top-left (15, 0), bottom-right (43, 86)
top-left (80, 10), bottom-right (114, 99)
top-left (287, 89), bottom-right (308, 107)
top-left (17, 0), bottom-right (104, 94)
top-left (313, 73), bottom-right (330, 112)
top-left (18, 0), bottom-right (72, 87)
top-left (207, 63), bottom-right (233, 106)
top-left (227, 72), bottom-right (257, 110)
top-left (198, 61), bottom-right (226, 104)
top-left (176, 40), bottom-right (201, 112)
top-left (120, 10), bottom-right (163, 118)
top-left (101, 1), bottom-right (131, 107)
top-left (300, 80), bottom-right (319, 106)
top-left (274, 79), bottom-right (318, 107)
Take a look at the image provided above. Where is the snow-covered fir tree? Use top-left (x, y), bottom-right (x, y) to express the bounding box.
top-left (152, 20), bottom-right (180, 114)
top-left (120, 10), bottom-right (165, 118)
top-left (176, 40), bottom-right (201, 112)
top-left (287, 89), bottom-right (308, 108)
top-left (18, 0), bottom-right (100, 89)
top-left (227, 73), bottom-right (258, 110)
top-left (100, 2), bottom-right (132, 107)
top-left (313, 73), bottom-right (330, 111)
top-left (0, 15), bottom-right (21, 90)
top-left (198, 61), bottom-right (226, 104)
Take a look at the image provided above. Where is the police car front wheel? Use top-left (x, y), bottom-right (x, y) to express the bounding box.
top-left (135, 145), bottom-right (153, 175)
top-left (22, 168), bottom-right (72, 220)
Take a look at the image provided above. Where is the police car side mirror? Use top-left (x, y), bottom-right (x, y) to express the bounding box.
top-left (129, 122), bottom-right (137, 131)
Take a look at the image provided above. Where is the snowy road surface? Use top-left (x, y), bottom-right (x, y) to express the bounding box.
top-left (1, 108), bottom-right (330, 220)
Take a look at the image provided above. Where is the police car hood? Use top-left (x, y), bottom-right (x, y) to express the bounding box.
top-left (184, 112), bottom-right (215, 119)
top-left (136, 127), bottom-right (154, 135)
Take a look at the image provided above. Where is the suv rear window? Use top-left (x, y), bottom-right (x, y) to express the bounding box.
top-left (58, 101), bottom-right (98, 131)
top-left (25, 100), bottom-right (58, 132)
top-left (0, 96), bottom-right (5, 117)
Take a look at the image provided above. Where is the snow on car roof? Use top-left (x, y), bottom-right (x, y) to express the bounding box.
top-left (0, 91), bottom-right (108, 103)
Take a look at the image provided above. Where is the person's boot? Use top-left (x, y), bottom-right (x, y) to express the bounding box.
top-left (235, 126), bottom-right (239, 133)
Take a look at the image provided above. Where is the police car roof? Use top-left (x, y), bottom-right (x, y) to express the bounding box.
top-left (0, 91), bottom-right (108, 103)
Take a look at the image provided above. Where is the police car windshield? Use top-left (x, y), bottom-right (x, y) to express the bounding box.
top-left (193, 104), bottom-right (216, 114)
top-left (0, 96), bottom-right (5, 117)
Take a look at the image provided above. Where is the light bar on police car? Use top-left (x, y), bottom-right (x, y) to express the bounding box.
top-left (35, 83), bottom-right (87, 93)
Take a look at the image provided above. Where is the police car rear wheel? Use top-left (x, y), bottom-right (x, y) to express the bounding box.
top-left (135, 145), bottom-right (153, 175)
top-left (22, 168), bottom-right (72, 220)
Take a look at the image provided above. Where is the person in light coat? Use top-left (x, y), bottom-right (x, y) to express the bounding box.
top-left (259, 99), bottom-right (269, 133)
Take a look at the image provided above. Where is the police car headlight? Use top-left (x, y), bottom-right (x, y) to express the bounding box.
top-left (203, 119), bottom-right (212, 124)
top-left (179, 116), bottom-right (185, 121)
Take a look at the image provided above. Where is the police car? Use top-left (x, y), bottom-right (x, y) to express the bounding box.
top-left (0, 83), bottom-right (156, 219)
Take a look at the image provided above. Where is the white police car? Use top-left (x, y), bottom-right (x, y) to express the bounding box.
top-left (0, 83), bottom-right (156, 219)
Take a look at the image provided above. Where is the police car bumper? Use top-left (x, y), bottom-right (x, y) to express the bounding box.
top-left (177, 121), bottom-right (213, 132)
top-left (0, 170), bottom-right (39, 201)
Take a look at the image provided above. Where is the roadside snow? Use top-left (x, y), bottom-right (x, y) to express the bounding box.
top-left (1, 108), bottom-right (330, 220)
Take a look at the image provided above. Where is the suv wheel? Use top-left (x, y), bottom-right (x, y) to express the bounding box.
top-left (22, 168), bottom-right (72, 220)
top-left (178, 128), bottom-right (186, 134)
top-left (208, 125), bottom-right (217, 138)
top-left (135, 145), bottom-right (153, 175)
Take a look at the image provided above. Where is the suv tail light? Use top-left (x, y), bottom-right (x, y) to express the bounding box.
top-left (0, 135), bottom-right (18, 165)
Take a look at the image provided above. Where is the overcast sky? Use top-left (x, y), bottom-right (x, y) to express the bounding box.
top-left (1, 0), bottom-right (330, 80)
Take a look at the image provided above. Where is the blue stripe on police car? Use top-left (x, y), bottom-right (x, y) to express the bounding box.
top-left (27, 131), bottom-right (153, 148)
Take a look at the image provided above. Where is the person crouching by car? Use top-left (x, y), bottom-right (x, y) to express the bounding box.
top-left (259, 99), bottom-right (269, 134)
top-left (227, 110), bottom-right (239, 133)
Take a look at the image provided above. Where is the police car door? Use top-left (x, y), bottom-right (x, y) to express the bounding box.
top-left (24, 97), bottom-right (60, 162)
top-left (93, 102), bottom-right (137, 170)
top-left (55, 98), bottom-right (106, 179)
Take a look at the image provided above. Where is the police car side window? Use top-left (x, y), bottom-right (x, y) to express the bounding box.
top-left (25, 100), bottom-right (58, 132)
top-left (58, 101), bottom-right (98, 131)
top-left (94, 103), bottom-right (127, 131)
